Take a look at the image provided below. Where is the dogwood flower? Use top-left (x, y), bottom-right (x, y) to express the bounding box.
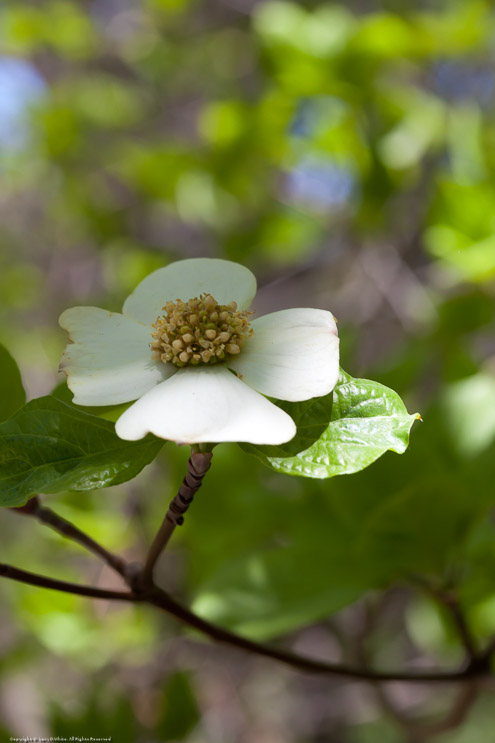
top-left (59, 258), bottom-right (339, 445)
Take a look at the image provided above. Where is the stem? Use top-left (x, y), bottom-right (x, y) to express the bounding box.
top-left (4, 485), bottom-right (495, 684)
top-left (370, 673), bottom-right (478, 738)
top-left (13, 497), bottom-right (128, 578)
top-left (413, 578), bottom-right (478, 661)
top-left (145, 585), bottom-right (475, 684)
top-left (0, 558), bottom-right (489, 684)
top-left (141, 451), bottom-right (213, 584)
top-left (353, 598), bottom-right (480, 735)
top-left (0, 563), bottom-right (137, 602)
top-left (409, 683), bottom-right (478, 738)
top-left (443, 595), bottom-right (478, 659)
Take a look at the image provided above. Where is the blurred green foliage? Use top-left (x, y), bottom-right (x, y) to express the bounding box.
top-left (1, 0), bottom-right (495, 740)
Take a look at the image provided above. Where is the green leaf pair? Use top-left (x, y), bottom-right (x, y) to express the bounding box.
top-left (0, 343), bottom-right (418, 507)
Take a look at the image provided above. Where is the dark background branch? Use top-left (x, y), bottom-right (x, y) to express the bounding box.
top-left (4, 490), bottom-right (495, 697)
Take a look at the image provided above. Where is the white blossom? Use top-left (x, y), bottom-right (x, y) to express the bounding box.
top-left (59, 259), bottom-right (339, 445)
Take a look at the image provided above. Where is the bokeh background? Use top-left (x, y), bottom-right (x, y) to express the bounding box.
top-left (1, 0), bottom-right (495, 740)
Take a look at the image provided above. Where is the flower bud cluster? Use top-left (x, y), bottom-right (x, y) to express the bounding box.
top-left (151, 293), bottom-right (253, 368)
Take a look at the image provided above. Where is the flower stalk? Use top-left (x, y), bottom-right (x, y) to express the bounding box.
top-left (141, 450), bottom-right (213, 585)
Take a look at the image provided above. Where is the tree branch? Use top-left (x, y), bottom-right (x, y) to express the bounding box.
top-left (144, 585), bottom-right (478, 684)
top-left (352, 598), bottom-right (480, 737)
top-left (0, 562), bottom-right (137, 602)
top-left (413, 578), bottom-right (478, 661)
top-left (369, 674), bottom-right (478, 739)
top-left (12, 497), bottom-right (128, 578)
top-left (443, 595), bottom-right (478, 659)
top-left (0, 555), bottom-right (490, 684)
top-left (408, 682), bottom-right (478, 739)
top-left (141, 451), bottom-right (213, 584)
top-left (4, 478), bottom-right (495, 685)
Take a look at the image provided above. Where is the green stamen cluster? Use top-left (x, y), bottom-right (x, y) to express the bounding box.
top-left (151, 294), bottom-right (253, 368)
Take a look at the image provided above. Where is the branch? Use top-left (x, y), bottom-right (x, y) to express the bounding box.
top-left (409, 682), bottom-right (478, 738)
top-left (12, 497), bottom-right (128, 578)
top-left (0, 556), bottom-right (488, 684)
top-left (413, 578), bottom-right (478, 660)
top-left (370, 675), bottom-right (478, 739)
top-left (145, 585), bottom-right (477, 684)
top-left (443, 596), bottom-right (478, 659)
top-left (0, 563), bottom-right (137, 602)
top-left (3, 486), bottom-right (494, 685)
top-left (352, 598), bottom-right (479, 736)
top-left (141, 451), bottom-right (213, 584)
top-left (434, 591), bottom-right (477, 660)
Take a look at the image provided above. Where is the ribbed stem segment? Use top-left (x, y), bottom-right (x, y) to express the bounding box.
top-left (141, 451), bottom-right (213, 584)
top-left (166, 452), bottom-right (213, 526)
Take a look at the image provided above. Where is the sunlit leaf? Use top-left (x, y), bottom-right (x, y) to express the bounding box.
top-left (0, 396), bottom-right (163, 507)
top-left (242, 370), bottom-right (419, 478)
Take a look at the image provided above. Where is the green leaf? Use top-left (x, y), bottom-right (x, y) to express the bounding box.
top-left (242, 370), bottom-right (420, 478)
top-left (0, 396), bottom-right (164, 507)
top-left (192, 539), bottom-right (367, 639)
top-left (0, 343), bottom-right (26, 422)
top-left (247, 390), bottom-right (334, 459)
top-left (356, 475), bottom-right (476, 581)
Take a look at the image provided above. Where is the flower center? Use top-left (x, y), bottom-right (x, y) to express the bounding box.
top-left (151, 294), bottom-right (253, 368)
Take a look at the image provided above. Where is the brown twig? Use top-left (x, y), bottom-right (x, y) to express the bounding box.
top-left (353, 598), bottom-right (480, 738)
top-left (412, 578), bottom-right (478, 661)
top-left (0, 558), bottom-right (480, 684)
top-left (3, 473), bottom-right (495, 685)
top-left (12, 496), bottom-right (128, 578)
top-left (141, 451), bottom-right (213, 584)
top-left (370, 673), bottom-right (478, 740)
top-left (0, 563), bottom-right (137, 602)
top-left (146, 585), bottom-right (479, 683)
top-left (408, 682), bottom-right (479, 739)
top-left (443, 595), bottom-right (478, 659)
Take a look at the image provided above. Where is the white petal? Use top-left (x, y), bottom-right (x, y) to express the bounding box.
top-left (229, 308), bottom-right (339, 402)
top-left (122, 258), bottom-right (257, 325)
top-left (59, 307), bottom-right (174, 405)
top-left (115, 365), bottom-right (296, 444)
